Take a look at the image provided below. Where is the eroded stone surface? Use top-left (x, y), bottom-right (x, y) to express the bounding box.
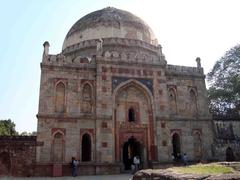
top-left (133, 169), bottom-right (240, 180)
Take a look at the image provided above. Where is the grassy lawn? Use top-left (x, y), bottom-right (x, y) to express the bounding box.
top-left (168, 163), bottom-right (235, 175)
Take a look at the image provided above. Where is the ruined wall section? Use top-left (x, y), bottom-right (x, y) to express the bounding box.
top-left (0, 136), bottom-right (36, 177)
top-left (213, 117), bottom-right (240, 161)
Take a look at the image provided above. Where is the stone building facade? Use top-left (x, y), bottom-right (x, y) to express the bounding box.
top-left (35, 7), bottom-right (213, 175)
top-left (0, 7), bottom-right (218, 177)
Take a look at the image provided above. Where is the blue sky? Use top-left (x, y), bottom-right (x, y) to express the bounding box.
top-left (1, 0), bottom-right (240, 132)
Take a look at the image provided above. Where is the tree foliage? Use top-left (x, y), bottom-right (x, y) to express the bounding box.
top-left (207, 44), bottom-right (240, 114)
top-left (0, 119), bottom-right (18, 135)
top-left (20, 131), bottom-right (37, 136)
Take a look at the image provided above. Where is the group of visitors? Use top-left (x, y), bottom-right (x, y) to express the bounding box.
top-left (132, 155), bottom-right (141, 173)
top-left (172, 153), bottom-right (188, 165)
top-left (71, 153), bottom-right (188, 176)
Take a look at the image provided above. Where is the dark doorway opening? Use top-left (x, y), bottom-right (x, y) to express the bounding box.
top-left (0, 152), bottom-right (11, 175)
top-left (226, 147), bottom-right (234, 161)
top-left (172, 133), bottom-right (181, 161)
top-left (122, 136), bottom-right (141, 170)
top-left (82, 133), bottom-right (91, 161)
top-left (128, 108), bottom-right (135, 122)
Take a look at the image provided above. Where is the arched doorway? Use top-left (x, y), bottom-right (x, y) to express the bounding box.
top-left (0, 152), bottom-right (11, 175)
top-left (172, 133), bottom-right (181, 160)
top-left (113, 80), bottom-right (155, 163)
top-left (82, 133), bottom-right (91, 161)
top-left (122, 136), bottom-right (142, 170)
top-left (226, 147), bottom-right (234, 161)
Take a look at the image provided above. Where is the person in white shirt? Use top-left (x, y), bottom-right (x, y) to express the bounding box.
top-left (133, 155), bottom-right (140, 172)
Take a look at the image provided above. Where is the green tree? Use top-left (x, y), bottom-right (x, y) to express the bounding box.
top-left (207, 44), bottom-right (240, 114)
top-left (0, 119), bottom-right (18, 135)
top-left (20, 131), bottom-right (37, 136)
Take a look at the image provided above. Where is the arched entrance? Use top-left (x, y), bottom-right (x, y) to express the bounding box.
top-left (0, 152), bottom-right (11, 175)
top-left (122, 136), bottom-right (142, 170)
top-left (226, 147), bottom-right (234, 161)
top-left (113, 80), bottom-right (156, 163)
top-left (172, 133), bottom-right (181, 160)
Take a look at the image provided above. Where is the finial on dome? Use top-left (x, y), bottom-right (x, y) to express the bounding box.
top-left (196, 57), bottom-right (201, 68)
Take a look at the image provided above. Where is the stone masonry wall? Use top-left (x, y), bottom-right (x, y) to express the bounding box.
top-left (0, 136), bottom-right (36, 177)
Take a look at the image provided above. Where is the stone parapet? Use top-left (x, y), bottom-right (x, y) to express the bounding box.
top-left (37, 113), bottom-right (96, 120)
top-left (42, 54), bottom-right (96, 68)
top-left (166, 64), bottom-right (204, 77)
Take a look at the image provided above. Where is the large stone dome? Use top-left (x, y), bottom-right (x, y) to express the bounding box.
top-left (62, 7), bottom-right (158, 50)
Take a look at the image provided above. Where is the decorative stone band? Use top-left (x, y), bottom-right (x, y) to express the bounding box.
top-left (155, 116), bottom-right (211, 121)
top-left (62, 37), bottom-right (161, 54)
top-left (37, 113), bottom-right (96, 120)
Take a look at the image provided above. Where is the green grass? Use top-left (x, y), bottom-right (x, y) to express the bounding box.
top-left (168, 163), bottom-right (235, 175)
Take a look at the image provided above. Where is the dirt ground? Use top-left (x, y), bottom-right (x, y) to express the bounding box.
top-left (0, 174), bottom-right (132, 180)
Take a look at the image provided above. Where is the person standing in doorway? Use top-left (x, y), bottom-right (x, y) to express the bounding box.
top-left (133, 155), bottom-right (140, 172)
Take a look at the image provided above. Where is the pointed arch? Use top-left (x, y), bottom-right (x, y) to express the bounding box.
top-left (55, 82), bottom-right (65, 113)
top-left (112, 79), bottom-right (154, 107)
top-left (53, 132), bottom-right (64, 162)
top-left (226, 147), bottom-right (235, 161)
top-left (82, 83), bottom-right (92, 99)
top-left (168, 87), bottom-right (177, 115)
top-left (172, 132), bottom-right (181, 160)
top-left (113, 79), bottom-right (156, 161)
top-left (193, 131), bottom-right (202, 161)
top-left (81, 82), bottom-right (93, 113)
top-left (189, 88), bottom-right (198, 116)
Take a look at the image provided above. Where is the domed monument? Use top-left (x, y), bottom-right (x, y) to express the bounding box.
top-left (37, 7), bottom-right (213, 175)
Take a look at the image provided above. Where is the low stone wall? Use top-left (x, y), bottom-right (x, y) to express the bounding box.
top-left (0, 136), bottom-right (121, 177)
top-left (213, 142), bottom-right (240, 161)
top-left (0, 136), bottom-right (37, 177)
top-left (213, 116), bottom-right (240, 161)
